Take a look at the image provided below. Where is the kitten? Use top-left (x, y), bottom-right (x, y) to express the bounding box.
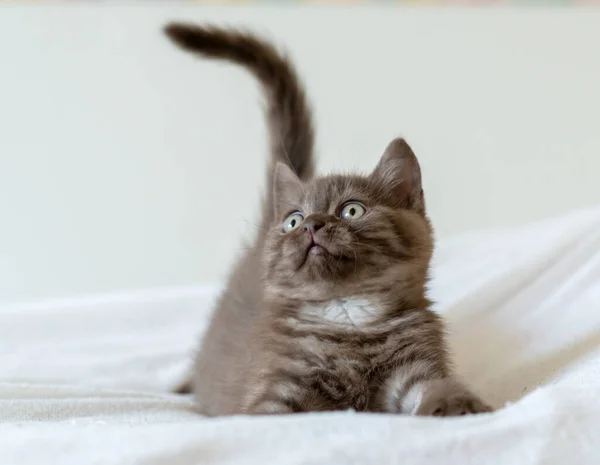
top-left (165, 23), bottom-right (492, 416)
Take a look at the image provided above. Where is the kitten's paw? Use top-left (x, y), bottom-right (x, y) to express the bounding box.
top-left (416, 379), bottom-right (493, 417)
top-left (247, 400), bottom-right (295, 415)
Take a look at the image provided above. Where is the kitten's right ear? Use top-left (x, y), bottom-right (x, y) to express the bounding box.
top-left (272, 162), bottom-right (304, 220)
top-left (370, 138), bottom-right (425, 213)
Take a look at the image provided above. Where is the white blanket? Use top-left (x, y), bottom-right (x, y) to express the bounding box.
top-left (2, 207), bottom-right (600, 464)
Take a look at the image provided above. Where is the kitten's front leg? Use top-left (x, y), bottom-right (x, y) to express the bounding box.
top-left (380, 365), bottom-right (492, 416)
top-left (249, 398), bottom-right (296, 415)
top-left (245, 376), bottom-right (313, 415)
top-left (413, 378), bottom-right (492, 416)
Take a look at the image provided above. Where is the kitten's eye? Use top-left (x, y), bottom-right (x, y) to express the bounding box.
top-left (340, 202), bottom-right (366, 221)
top-left (282, 212), bottom-right (304, 233)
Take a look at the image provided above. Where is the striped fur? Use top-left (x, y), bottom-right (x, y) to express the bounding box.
top-left (164, 25), bottom-right (491, 417)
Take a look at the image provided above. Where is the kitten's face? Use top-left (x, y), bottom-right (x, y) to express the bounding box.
top-left (263, 138), bottom-right (434, 301)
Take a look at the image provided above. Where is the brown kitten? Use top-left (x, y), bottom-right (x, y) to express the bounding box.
top-left (165, 23), bottom-right (492, 416)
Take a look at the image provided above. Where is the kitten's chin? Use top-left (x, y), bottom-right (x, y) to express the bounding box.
top-left (296, 244), bottom-right (329, 269)
top-left (265, 281), bottom-right (337, 302)
top-left (308, 244), bottom-right (327, 256)
top-left (265, 267), bottom-right (364, 302)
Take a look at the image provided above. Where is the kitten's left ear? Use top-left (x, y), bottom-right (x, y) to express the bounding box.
top-left (370, 138), bottom-right (425, 212)
top-left (272, 162), bottom-right (304, 220)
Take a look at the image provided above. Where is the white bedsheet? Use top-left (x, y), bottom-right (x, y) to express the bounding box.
top-left (1, 207), bottom-right (600, 464)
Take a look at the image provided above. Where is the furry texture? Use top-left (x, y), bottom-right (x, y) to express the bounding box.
top-left (164, 23), bottom-right (491, 416)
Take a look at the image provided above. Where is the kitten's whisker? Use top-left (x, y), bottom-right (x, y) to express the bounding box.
top-left (351, 241), bottom-right (387, 261)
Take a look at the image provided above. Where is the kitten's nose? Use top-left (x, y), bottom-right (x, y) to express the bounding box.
top-left (303, 218), bottom-right (325, 234)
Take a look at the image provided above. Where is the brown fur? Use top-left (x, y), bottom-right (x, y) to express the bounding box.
top-left (165, 23), bottom-right (491, 417)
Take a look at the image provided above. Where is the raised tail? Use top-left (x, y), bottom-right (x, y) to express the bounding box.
top-left (164, 23), bottom-right (315, 224)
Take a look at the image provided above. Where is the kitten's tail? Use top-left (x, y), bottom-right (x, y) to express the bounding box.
top-left (164, 23), bottom-right (315, 222)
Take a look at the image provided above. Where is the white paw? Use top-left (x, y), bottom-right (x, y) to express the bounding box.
top-left (416, 379), bottom-right (493, 417)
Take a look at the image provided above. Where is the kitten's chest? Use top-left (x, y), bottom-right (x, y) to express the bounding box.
top-left (293, 297), bottom-right (388, 363)
top-left (288, 298), bottom-right (387, 410)
top-left (299, 297), bottom-right (383, 328)
top-left (292, 297), bottom-right (389, 376)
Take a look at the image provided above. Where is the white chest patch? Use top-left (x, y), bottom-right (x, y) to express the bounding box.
top-left (300, 297), bottom-right (382, 327)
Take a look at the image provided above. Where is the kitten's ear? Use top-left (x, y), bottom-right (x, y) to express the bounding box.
top-left (273, 162), bottom-right (304, 220)
top-left (370, 138), bottom-right (425, 212)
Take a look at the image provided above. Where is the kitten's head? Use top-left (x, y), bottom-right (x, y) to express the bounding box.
top-left (263, 138), bottom-right (433, 302)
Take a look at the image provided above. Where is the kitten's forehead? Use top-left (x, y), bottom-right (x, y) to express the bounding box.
top-left (303, 175), bottom-right (372, 212)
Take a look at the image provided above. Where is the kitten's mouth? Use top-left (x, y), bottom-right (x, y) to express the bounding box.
top-left (305, 239), bottom-right (331, 259)
top-left (300, 239), bottom-right (339, 267)
top-left (308, 244), bottom-right (328, 256)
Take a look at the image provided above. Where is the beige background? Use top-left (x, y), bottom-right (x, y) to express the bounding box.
top-left (1, 5), bottom-right (599, 303)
